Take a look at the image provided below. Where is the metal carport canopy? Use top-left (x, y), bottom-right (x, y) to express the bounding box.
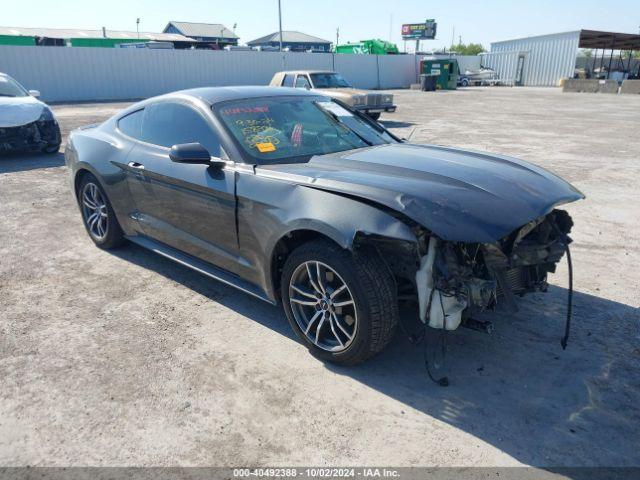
top-left (579, 30), bottom-right (640, 50)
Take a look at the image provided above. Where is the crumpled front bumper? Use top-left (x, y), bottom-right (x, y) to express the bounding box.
top-left (0, 120), bottom-right (61, 153)
top-left (416, 209), bottom-right (574, 330)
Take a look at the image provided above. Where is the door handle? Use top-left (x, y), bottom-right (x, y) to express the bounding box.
top-left (127, 161), bottom-right (145, 170)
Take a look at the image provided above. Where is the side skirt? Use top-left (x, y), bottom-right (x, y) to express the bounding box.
top-left (126, 235), bottom-right (276, 305)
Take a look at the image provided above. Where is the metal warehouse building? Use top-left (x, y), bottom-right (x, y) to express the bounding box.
top-left (483, 31), bottom-right (581, 86)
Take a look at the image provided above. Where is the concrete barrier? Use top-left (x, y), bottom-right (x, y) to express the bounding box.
top-left (620, 79), bottom-right (640, 94)
top-left (563, 78), bottom-right (619, 94)
top-left (598, 80), bottom-right (620, 94)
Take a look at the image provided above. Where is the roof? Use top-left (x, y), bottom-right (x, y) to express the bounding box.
top-left (247, 31), bottom-right (331, 45)
top-left (164, 86), bottom-right (320, 105)
top-left (491, 30), bottom-right (581, 46)
top-left (579, 29), bottom-right (640, 50)
top-left (275, 70), bottom-right (336, 75)
top-left (491, 29), bottom-right (640, 51)
top-left (164, 21), bottom-right (238, 39)
top-left (0, 25), bottom-right (194, 42)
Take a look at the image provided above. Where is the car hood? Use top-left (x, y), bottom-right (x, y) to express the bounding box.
top-left (0, 96), bottom-right (46, 127)
top-left (257, 143), bottom-right (584, 243)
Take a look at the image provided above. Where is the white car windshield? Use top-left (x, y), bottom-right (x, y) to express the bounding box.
top-left (0, 76), bottom-right (28, 98)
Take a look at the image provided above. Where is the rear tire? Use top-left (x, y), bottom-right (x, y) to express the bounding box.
top-left (43, 143), bottom-right (60, 154)
top-left (281, 240), bottom-right (398, 365)
top-left (78, 172), bottom-right (125, 250)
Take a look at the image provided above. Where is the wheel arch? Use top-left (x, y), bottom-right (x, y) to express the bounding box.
top-left (267, 217), bottom-right (420, 301)
top-left (73, 167), bottom-right (92, 199)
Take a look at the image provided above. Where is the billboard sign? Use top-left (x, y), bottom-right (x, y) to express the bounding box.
top-left (401, 20), bottom-right (437, 40)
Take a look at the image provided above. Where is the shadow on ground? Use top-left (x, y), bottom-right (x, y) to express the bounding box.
top-left (0, 152), bottom-right (65, 174)
top-left (111, 242), bottom-right (640, 469)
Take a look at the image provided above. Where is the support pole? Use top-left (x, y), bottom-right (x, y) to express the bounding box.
top-left (606, 35), bottom-right (616, 80)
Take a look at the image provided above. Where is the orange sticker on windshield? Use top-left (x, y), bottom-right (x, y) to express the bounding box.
top-left (256, 142), bottom-right (276, 153)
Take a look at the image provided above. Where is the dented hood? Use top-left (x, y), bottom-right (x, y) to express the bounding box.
top-left (0, 95), bottom-right (46, 128)
top-left (258, 143), bottom-right (584, 243)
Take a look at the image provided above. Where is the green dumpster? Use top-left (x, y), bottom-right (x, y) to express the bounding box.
top-left (420, 58), bottom-right (459, 90)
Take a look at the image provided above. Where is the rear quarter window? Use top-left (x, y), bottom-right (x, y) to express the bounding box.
top-left (117, 109), bottom-right (143, 139)
top-left (282, 74), bottom-right (295, 87)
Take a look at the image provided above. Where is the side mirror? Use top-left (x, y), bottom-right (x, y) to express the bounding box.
top-left (169, 143), bottom-right (224, 166)
top-left (28, 89), bottom-right (41, 98)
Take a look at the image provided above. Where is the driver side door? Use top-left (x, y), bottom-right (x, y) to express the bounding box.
top-left (125, 101), bottom-right (240, 274)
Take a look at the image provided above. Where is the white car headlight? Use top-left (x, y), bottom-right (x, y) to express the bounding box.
top-left (38, 107), bottom-right (56, 123)
top-left (382, 94), bottom-right (393, 104)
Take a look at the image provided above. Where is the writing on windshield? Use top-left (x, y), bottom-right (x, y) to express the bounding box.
top-left (216, 97), bottom-right (394, 163)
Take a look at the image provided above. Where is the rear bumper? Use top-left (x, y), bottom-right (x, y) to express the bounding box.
top-left (354, 104), bottom-right (397, 114)
top-left (0, 120), bottom-right (61, 153)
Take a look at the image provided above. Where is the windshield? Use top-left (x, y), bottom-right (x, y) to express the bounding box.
top-left (309, 73), bottom-right (352, 89)
top-left (215, 96), bottom-right (395, 164)
top-left (0, 75), bottom-right (28, 98)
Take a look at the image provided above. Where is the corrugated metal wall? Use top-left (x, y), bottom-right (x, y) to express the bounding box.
top-left (456, 55), bottom-right (482, 73)
top-left (0, 46), bottom-right (420, 102)
top-left (486, 31), bottom-right (580, 86)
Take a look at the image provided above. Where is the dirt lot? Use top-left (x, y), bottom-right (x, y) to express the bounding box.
top-left (1, 88), bottom-right (639, 468)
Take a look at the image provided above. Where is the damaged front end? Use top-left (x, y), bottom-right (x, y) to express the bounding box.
top-left (0, 118), bottom-right (61, 154)
top-left (415, 209), bottom-right (574, 331)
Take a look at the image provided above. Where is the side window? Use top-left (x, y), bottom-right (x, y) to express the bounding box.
top-left (141, 102), bottom-right (221, 156)
top-left (295, 75), bottom-right (311, 89)
top-left (282, 74), bottom-right (295, 87)
top-left (117, 109), bottom-right (143, 139)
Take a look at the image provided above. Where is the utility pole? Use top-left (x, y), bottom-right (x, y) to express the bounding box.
top-left (451, 26), bottom-right (455, 53)
top-left (136, 18), bottom-right (140, 39)
top-left (278, 0), bottom-right (284, 52)
top-left (335, 27), bottom-right (339, 48)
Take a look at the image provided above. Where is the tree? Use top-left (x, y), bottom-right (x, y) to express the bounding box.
top-left (450, 42), bottom-right (486, 56)
top-left (580, 49), bottom-right (593, 58)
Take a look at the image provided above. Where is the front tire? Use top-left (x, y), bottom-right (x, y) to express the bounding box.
top-left (368, 112), bottom-right (381, 121)
top-left (281, 240), bottom-right (398, 365)
top-left (78, 173), bottom-right (125, 249)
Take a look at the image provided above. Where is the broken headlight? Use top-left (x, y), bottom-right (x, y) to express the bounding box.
top-left (38, 107), bottom-right (56, 123)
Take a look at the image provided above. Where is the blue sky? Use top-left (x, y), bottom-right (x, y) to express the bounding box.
top-left (3, 0), bottom-right (640, 51)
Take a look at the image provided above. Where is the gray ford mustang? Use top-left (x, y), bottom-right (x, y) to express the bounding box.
top-left (66, 86), bottom-right (583, 365)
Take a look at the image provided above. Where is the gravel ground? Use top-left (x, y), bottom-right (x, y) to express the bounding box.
top-left (0, 87), bottom-right (639, 468)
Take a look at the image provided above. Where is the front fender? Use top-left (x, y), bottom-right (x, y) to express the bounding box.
top-left (236, 172), bottom-right (418, 301)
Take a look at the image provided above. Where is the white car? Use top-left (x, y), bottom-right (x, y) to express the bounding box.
top-left (0, 72), bottom-right (61, 154)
